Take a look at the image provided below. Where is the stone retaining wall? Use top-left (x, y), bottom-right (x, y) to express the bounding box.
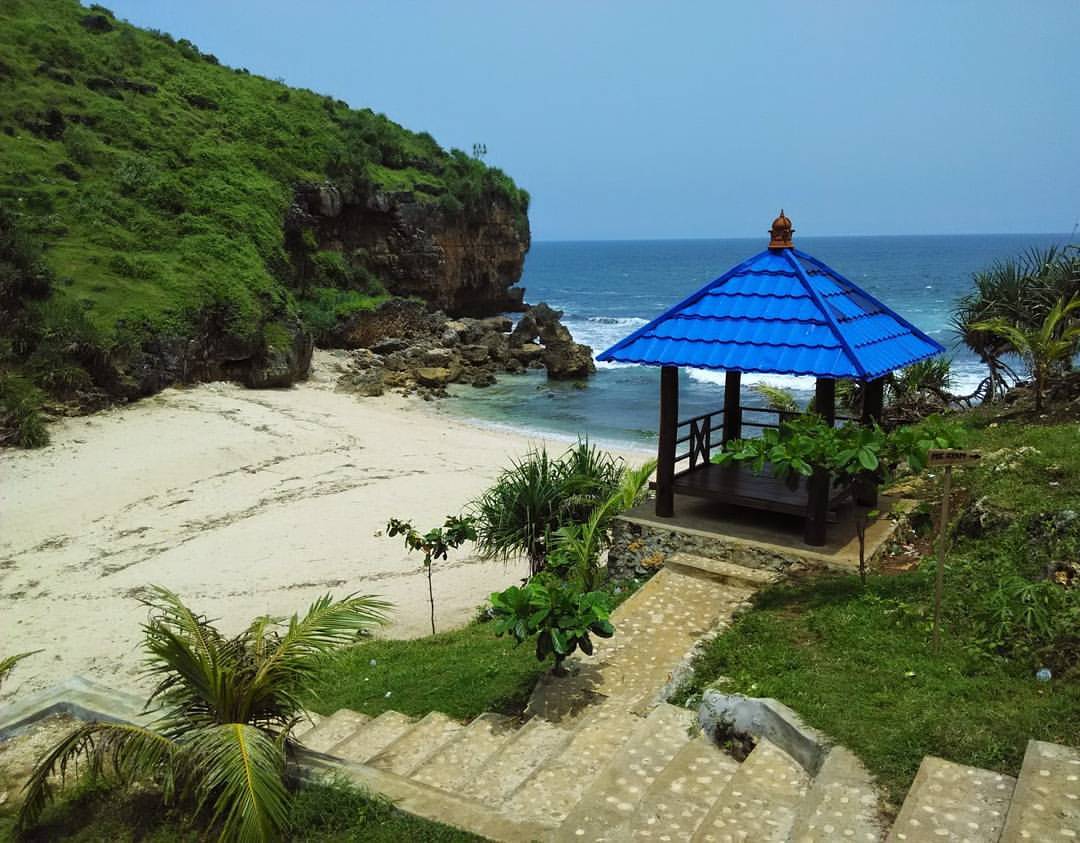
top-left (608, 517), bottom-right (809, 580)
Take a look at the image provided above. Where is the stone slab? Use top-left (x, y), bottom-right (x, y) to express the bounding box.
top-left (367, 711), bottom-right (464, 777)
top-left (298, 708), bottom-right (372, 754)
top-left (667, 552), bottom-right (781, 588)
top-left (461, 716), bottom-right (571, 807)
top-left (504, 704), bottom-right (640, 826)
top-left (555, 702), bottom-right (696, 842)
top-left (628, 731), bottom-right (740, 842)
top-left (328, 710), bottom-right (415, 763)
top-left (999, 739), bottom-right (1080, 842)
top-left (691, 737), bottom-right (810, 842)
top-left (789, 746), bottom-right (884, 842)
top-left (412, 713), bottom-right (517, 792)
top-left (886, 756), bottom-right (1014, 842)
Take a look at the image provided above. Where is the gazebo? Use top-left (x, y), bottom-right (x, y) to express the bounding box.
top-left (598, 212), bottom-right (945, 546)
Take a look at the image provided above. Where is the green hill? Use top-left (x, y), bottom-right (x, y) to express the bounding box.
top-left (0, 0), bottom-right (530, 444)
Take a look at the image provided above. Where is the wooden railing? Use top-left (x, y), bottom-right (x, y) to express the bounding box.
top-left (674, 406), bottom-right (856, 472)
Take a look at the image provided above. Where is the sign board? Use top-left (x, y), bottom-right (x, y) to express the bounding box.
top-left (927, 449), bottom-right (981, 467)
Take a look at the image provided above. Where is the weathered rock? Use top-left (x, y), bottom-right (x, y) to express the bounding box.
top-left (246, 321), bottom-right (313, 389)
top-left (422, 347), bottom-right (458, 368)
top-left (326, 299), bottom-right (446, 350)
top-left (953, 496), bottom-right (1010, 539)
top-left (371, 337), bottom-right (411, 355)
top-left (338, 366), bottom-right (385, 397)
top-left (415, 366), bottom-right (455, 387)
top-left (511, 302), bottom-right (596, 380)
top-left (511, 343), bottom-right (545, 364)
top-left (542, 342), bottom-right (595, 380)
top-left (471, 372), bottom-right (497, 388)
top-left (459, 344), bottom-right (490, 364)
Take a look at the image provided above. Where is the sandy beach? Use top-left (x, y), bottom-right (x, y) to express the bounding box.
top-left (0, 351), bottom-right (649, 702)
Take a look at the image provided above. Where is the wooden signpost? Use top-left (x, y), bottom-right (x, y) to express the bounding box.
top-left (928, 449), bottom-right (981, 651)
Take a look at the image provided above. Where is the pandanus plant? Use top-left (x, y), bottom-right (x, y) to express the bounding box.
top-left (972, 295), bottom-right (1080, 412)
top-left (18, 586), bottom-right (389, 842)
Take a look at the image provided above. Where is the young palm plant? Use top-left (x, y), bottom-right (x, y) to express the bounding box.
top-left (972, 295), bottom-right (1080, 412)
top-left (0, 651), bottom-right (36, 689)
top-left (470, 440), bottom-right (624, 577)
top-left (18, 586), bottom-right (389, 841)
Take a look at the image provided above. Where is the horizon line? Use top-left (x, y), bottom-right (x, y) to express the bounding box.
top-left (533, 230), bottom-right (1078, 245)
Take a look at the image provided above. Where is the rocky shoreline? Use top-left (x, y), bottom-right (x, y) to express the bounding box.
top-left (324, 299), bottom-right (597, 400)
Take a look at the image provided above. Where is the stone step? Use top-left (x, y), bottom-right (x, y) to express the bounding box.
top-left (885, 756), bottom-right (1014, 843)
top-left (999, 739), bottom-right (1080, 842)
top-left (690, 738), bottom-right (810, 842)
top-left (327, 710), bottom-right (416, 763)
top-left (293, 711), bottom-right (324, 742)
top-left (529, 568), bottom-right (752, 721)
top-left (367, 711), bottom-right (464, 777)
top-left (666, 552), bottom-right (780, 589)
top-left (503, 704), bottom-right (642, 826)
top-left (628, 731), bottom-right (740, 842)
top-left (412, 713), bottom-right (518, 792)
top-left (555, 702), bottom-right (697, 842)
top-left (297, 708), bottom-right (371, 753)
top-left (789, 746), bottom-right (884, 842)
top-left (461, 715), bottom-right (572, 808)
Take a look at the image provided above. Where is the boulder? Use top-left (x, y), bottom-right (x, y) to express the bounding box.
top-left (415, 367), bottom-right (454, 387)
top-left (422, 347), bottom-right (459, 368)
top-left (543, 343), bottom-right (595, 380)
top-left (372, 337), bottom-right (411, 355)
top-left (471, 372), bottom-right (497, 388)
top-left (338, 366), bottom-right (385, 397)
top-left (511, 343), bottom-right (545, 365)
top-left (460, 344), bottom-right (490, 364)
top-left (246, 321), bottom-right (313, 389)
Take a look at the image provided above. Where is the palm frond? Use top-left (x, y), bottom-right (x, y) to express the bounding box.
top-left (752, 383), bottom-right (800, 413)
top-left (187, 723), bottom-right (289, 843)
top-left (18, 721), bottom-right (178, 830)
top-left (0, 650), bottom-right (39, 688)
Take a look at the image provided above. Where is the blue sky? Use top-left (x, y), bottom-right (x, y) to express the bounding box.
top-left (101, 2), bottom-right (1078, 241)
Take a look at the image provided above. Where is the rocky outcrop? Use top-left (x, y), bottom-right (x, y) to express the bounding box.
top-left (510, 302), bottom-right (596, 380)
top-left (288, 182), bottom-right (529, 317)
top-left (332, 300), bottom-right (593, 399)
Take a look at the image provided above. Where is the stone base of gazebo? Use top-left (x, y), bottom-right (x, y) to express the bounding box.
top-left (608, 493), bottom-right (916, 580)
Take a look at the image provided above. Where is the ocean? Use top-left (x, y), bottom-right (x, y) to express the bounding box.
top-left (445, 234), bottom-right (1072, 450)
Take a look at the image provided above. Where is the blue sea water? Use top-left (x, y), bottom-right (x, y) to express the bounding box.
top-left (445, 234), bottom-right (1072, 450)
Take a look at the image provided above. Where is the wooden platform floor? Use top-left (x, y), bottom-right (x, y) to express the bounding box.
top-left (619, 493), bottom-right (914, 570)
top-left (671, 463), bottom-right (848, 517)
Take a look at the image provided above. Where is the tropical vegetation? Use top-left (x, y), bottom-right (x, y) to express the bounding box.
top-left (0, 651), bottom-right (36, 689)
top-left (971, 295), bottom-right (1080, 412)
top-left (17, 587), bottom-right (389, 841)
top-left (952, 245), bottom-right (1080, 400)
top-left (470, 440), bottom-right (628, 577)
top-left (0, 0), bottom-right (529, 446)
top-left (676, 411), bottom-right (1080, 807)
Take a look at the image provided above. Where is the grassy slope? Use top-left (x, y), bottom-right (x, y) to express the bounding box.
top-left (304, 621), bottom-right (552, 722)
top-left (674, 414), bottom-right (1080, 808)
top-left (0, 777), bottom-right (483, 842)
top-left (0, 0), bottom-right (527, 345)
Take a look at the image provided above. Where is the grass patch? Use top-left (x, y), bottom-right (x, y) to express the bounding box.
top-left (304, 620), bottom-right (552, 722)
top-left (674, 414), bottom-right (1080, 808)
top-left (0, 776), bottom-right (482, 842)
top-left (672, 571), bottom-right (1080, 808)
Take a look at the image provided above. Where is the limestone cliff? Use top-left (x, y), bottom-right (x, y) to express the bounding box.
top-left (288, 182), bottom-right (529, 318)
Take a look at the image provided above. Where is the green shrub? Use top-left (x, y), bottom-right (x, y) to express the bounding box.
top-left (0, 371), bottom-right (49, 447)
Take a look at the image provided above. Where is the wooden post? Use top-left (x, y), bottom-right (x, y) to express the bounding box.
top-left (804, 378), bottom-right (836, 546)
top-left (932, 465), bottom-right (952, 651)
top-left (804, 468), bottom-right (830, 546)
top-left (814, 377), bottom-right (836, 425)
top-left (656, 366), bottom-right (679, 518)
top-left (722, 370), bottom-right (742, 444)
top-left (861, 377), bottom-right (885, 426)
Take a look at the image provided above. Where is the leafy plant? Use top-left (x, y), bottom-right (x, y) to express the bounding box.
top-left (489, 578), bottom-right (614, 676)
top-left (972, 295), bottom-right (1080, 412)
top-left (547, 460), bottom-right (656, 590)
top-left (0, 372), bottom-right (49, 448)
top-left (470, 440), bottom-right (626, 577)
top-left (18, 586), bottom-right (389, 841)
top-left (386, 516), bottom-right (477, 635)
top-left (752, 383), bottom-right (801, 413)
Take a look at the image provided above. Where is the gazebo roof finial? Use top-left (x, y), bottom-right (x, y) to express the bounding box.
top-left (768, 209), bottom-right (794, 250)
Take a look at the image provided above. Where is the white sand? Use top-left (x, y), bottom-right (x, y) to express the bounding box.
top-left (0, 351), bottom-right (649, 702)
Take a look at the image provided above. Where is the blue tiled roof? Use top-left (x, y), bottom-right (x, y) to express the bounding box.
top-left (596, 247), bottom-right (945, 380)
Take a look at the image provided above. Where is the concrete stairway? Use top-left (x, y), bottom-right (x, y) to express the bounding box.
top-left (291, 557), bottom-right (1078, 841)
top-left (885, 739), bottom-right (1080, 843)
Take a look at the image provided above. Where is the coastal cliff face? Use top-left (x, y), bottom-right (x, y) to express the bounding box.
top-left (0, 0), bottom-right (531, 442)
top-left (289, 182), bottom-right (529, 318)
